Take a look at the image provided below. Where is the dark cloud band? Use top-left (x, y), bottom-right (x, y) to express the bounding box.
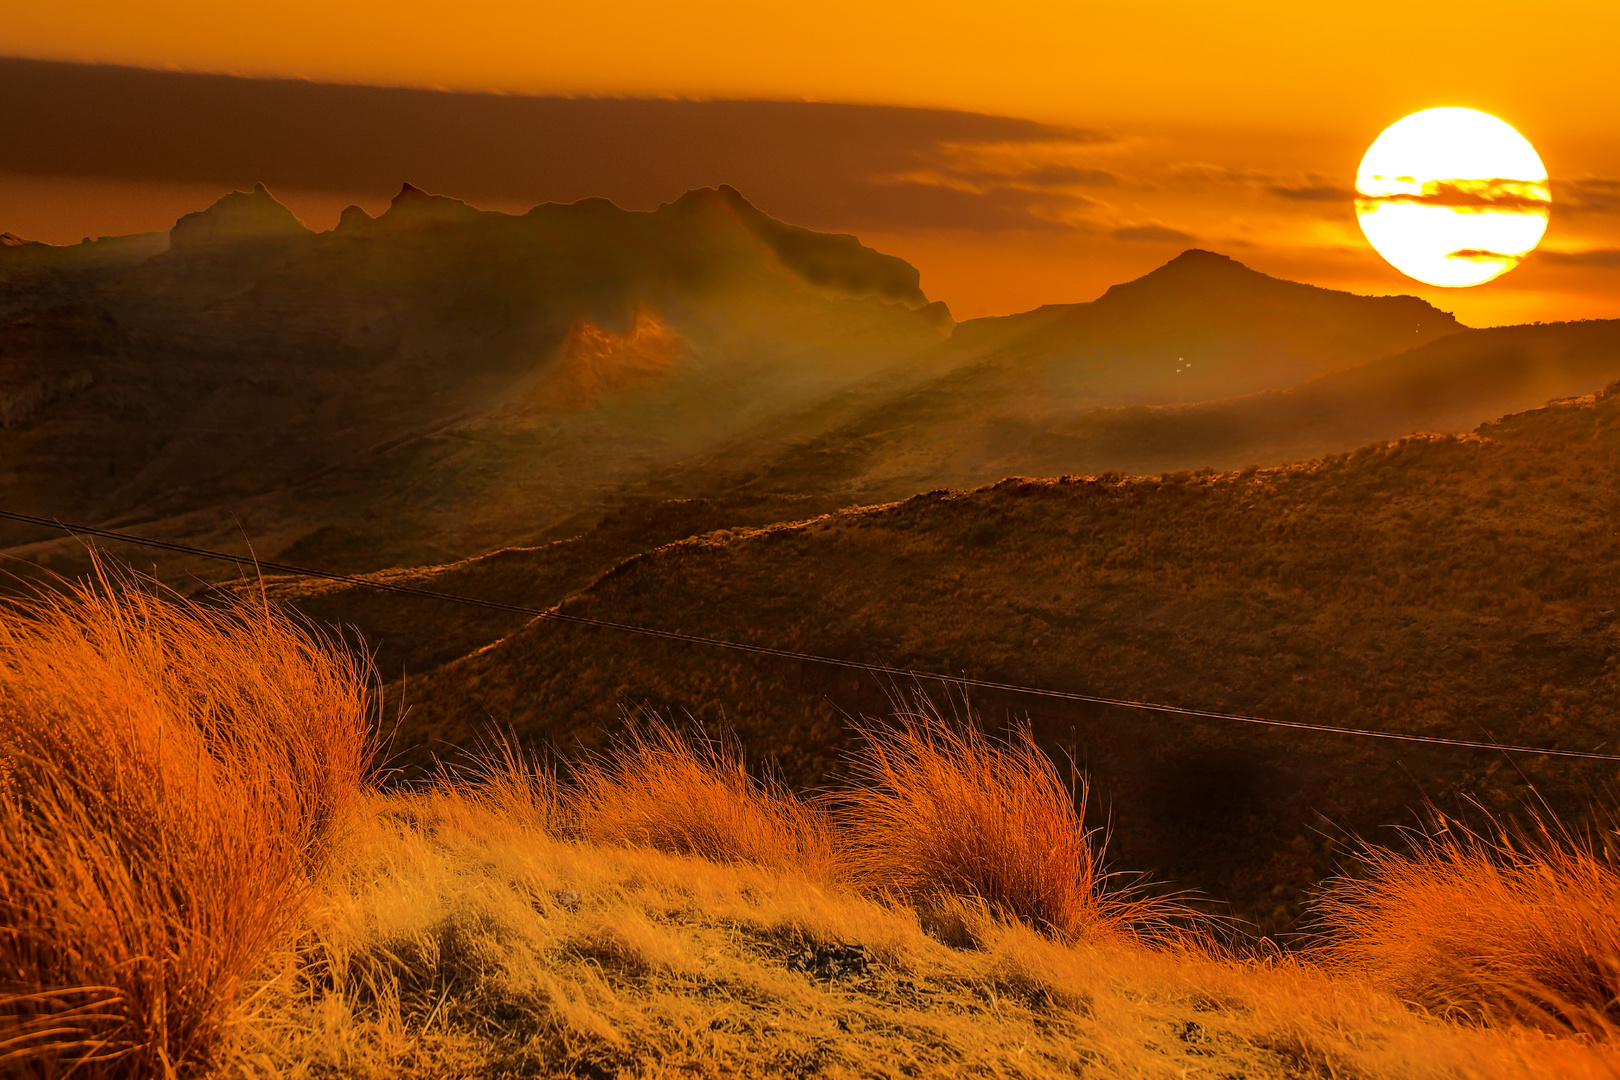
top-left (0, 56), bottom-right (1112, 235)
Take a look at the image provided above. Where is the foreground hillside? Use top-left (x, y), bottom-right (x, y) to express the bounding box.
top-left (243, 784), bottom-right (1617, 1080)
top-left (359, 383), bottom-right (1620, 932)
top-left (7, 583), bottom-right (1619, 1079)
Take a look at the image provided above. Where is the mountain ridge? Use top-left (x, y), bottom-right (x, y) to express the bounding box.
top-left (4, 183), bottom-right (1611, 589)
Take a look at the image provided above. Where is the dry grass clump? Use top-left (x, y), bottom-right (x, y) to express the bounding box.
top-left (0, 568), bottom-right (373, 1078)
top-left (837, 706), bottom-right (1154, 942)
top-left (1316, 815), bottom-right (1620, 1034)
top-left (568, 718), bottom-right (842, 882)
top-left (436, 731), bottom-right (562, 834)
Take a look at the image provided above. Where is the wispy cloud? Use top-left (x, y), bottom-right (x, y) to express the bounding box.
top-left (1269, 183), bottom-right (1353, 202)
top-left (1113, 224), bottom-right (1196, 243)
top-left (866, 135), bottom-right (1128, 230)
top-left (1538, 248), bottom-right (1620, 267)
top-left (1554, 178), bottom-right (1620, 216)
top-left (1447, 248), bottom-right (1522, 263)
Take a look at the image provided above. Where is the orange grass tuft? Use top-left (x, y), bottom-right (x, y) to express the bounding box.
top-left (1315, 815), bottom-right (1620, 1034)
top-left (0, 565), bottom-right (374, 1077)
top-left (440, 731), bottom-right (562, 835)
top-left (568, 718), bottom-right (841, 881)
top-left (836, 706), bottom-right (1159, 942)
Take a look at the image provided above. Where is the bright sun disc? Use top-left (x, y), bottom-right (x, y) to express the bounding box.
top-left (1356, 107), bottom-right (1550, 288)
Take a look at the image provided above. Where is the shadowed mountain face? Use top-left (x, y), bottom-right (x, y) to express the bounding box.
top-left (0, 184), bottom-right (948, 571)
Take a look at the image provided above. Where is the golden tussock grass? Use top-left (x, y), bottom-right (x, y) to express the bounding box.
top-left (1316, 813), bottom-right (1620, 1036)
top-left (566, 718), bottom-right (843, 883)
top-left (837, 706), bottom-right (1163, 942)
top-left (0, 566), bottom-right (373, 1078)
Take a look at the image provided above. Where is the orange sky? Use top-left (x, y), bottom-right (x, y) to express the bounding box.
top-left (3, 2), bottom-right (1619, 324)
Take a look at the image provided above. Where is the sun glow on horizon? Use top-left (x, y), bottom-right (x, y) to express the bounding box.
top-left (1356, 108), bottom-right (1549, 288)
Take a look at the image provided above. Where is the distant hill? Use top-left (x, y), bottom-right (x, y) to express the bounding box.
top-left (995, 318), bottom-right (1620, 479)
top-left (933, 249), bottom-right (1459, 404)
top-left (355, 384), bottom-right (1620, 934)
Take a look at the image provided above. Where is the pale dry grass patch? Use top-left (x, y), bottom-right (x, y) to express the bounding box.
top-left (0, 566), bottom-right (373, 1078)
top-left (237, 784), bottom-right (1620, 1080)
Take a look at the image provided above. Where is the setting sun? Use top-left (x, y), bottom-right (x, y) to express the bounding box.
top-left (1356, 107), bottom-right (1550, 288)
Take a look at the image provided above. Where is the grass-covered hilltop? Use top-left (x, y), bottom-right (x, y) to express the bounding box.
top-left (4, 577), bottom-right (1620, 1079)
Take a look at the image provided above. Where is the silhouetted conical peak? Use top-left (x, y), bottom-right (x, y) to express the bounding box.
top-left (1098, 249), bottom-right (1278, 300)
top-left (1093, 248), bottom-right (1452, 330)
top-left (170, 183), bottom-right (310, 249)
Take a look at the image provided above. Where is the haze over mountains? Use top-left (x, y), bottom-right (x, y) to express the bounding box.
top-left (0, 183), bottom-right (945, 569)
top-left (6, 181), bottom-right (1620, 580)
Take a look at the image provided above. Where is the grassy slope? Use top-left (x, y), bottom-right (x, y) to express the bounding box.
top-left (10, 568), bottom-right (1620, 1079)
top-left (238, 786), bottom-right (1620, 1079)
top-left (248, 494), bottom-right (847, 684)
top-left (386, 385), bottom-right (1620, 933)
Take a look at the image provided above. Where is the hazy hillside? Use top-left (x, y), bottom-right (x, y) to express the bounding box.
top-left (994, 317), bottom-right (1620, 479)
top-left (362, 384), bottom-right (1620, 932)
top-left (714, 307), bottom-right (1620, 502)
top-left (0, 184), bottom-right (947, 574)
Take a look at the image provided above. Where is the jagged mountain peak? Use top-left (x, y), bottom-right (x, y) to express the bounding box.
top-left (170, 183), bottom-right (310, 249)
top-left (662, 184), bottom-right (937, 313)
top-left (379, 183), bottom-right (484, 225)
top-left (335, 204), bottom-right (374, 232)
